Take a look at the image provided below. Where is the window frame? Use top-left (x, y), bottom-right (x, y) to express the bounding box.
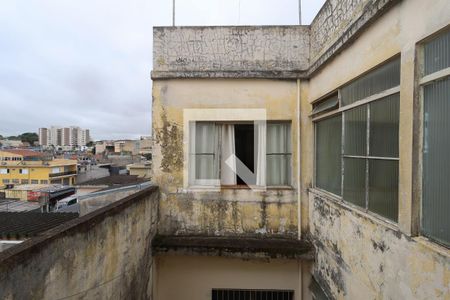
top-left (188, 120), bottom-right (293, 189)
top-left (416, 26), bottom-right (450, 248)
top-left (312, 55), bottom-right (401, 224)
top-left (266, 121), bottom-right (292, 187)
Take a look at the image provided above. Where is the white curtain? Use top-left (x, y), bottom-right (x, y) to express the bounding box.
top-left (189, 122), bottom-right (219, 185)
top-left (256, 121), bottom-right (266, 186)
top-left (220, 124), bottom-right (236, 185)
top-left (266, 123), bottom-right (291, 186)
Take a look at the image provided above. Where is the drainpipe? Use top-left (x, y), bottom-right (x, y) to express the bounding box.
top-left (297, 78), bottom-right (301, 240)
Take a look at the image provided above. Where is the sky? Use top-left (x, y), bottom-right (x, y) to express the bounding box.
top-left (0, 0), bottom-right (325, 140)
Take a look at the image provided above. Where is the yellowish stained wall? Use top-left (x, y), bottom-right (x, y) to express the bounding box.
top-left (152, 79), bottom-right (300, 236)
top-left (304, 0), bottom-right (450, 298)
top-left (154, 255), bottom-right (310, 300)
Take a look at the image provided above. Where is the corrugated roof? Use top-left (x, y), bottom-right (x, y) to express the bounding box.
top-left (0, 149), bottom-right (44, 157)
top-left (0, 212), bottom-right (78, 239)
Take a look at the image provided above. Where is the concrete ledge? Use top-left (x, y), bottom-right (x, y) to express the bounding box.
top-left (308, 0), bottom-right (401, 76)
top-left (152, 235), bottom-right (314, 260)
top-left (0, 185), bottom-right (158, 268)
top-left (151, 70), bottom-right (309, 80)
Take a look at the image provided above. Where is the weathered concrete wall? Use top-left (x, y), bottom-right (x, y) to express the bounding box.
top-left (78, 183), bottom-right (152, 215)
top-left (304, 0), bottom-right (450, 298)
top-left (309, 193), bottom-right (450, 299)
top-left (309, 0), bottom-right (400, 74)
top-left (153, 26), bottom-right (310, 79)
top-left (0, 186), bottom-right (159, 300)
top-left (152, 79), bottom-right (299, 237)
top-left (154, 255), bottom-right (312, 300)
top-left (158, 189), bottom-right (298, 236)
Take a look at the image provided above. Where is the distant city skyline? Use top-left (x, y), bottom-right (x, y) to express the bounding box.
top-left (0, 0), bottom-right (325, 140)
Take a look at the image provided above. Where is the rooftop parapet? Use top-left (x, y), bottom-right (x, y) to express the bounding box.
top-left (152, 26), bottom-right (310, 79)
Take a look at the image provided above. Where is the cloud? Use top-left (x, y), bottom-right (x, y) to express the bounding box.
top-left (0, 0), bottom-right (324, 140)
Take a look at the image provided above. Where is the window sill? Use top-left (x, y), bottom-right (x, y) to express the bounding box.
top-left (183, 185), bottom-right (294, 192)
top-left (308, 187), bottom-right (399, 232)
top-left (413, 236), bottom-right (450, 258)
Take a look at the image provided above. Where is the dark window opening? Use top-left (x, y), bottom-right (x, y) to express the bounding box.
top-left (234, 124), bottom-right (254, 185)
top-left (212, 289), bottom-right (294, 300)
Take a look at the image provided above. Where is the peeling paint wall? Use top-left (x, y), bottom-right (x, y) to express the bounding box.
top-left (309, 193), bottom-right (450, 299)
top-left (152, 79), bottom-right (299, 237)
top-left (305, 0), bottom-right (450, 298)
top-left (309, 0), bottom-right (399, 70)
top-left (0, 187), bottom-right (159, 300)
top-left (153, 26), bottom-right (310, 78)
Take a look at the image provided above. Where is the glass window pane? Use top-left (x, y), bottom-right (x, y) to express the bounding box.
top-left (195, 122), bottom-right (215, 153)
top-left (343, 157), bottom-right (366, 208)
top-left (341, 58), bottom-right (400, 106)
top-left (424, 30), bottom-right (450, 75)
top-left (422, 77), bottom-right (450, 246)
top-left (344, 105), bottom-right (367, 156)
top-left (315, 115), bottom-right (342, 196)
top-left (195, 155), bottom-right (215, 179)
top-left (312, 94), bottom-right (339, 115)
top-left (267, 123), bottom-right (291, 154)
top-left (267, 123), bottom-right (291, 186)
top-left (369, 93), bottom-right (400, 157)
top-left (267, 155), bottom-right (291, 186)
top-left (368, 159), bottom-right (398, 222)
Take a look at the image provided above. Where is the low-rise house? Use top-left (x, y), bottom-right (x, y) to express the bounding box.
top-left (0, 150), bottom-right (77, 187)
top-left (127, 162), bottom-right (152, 178)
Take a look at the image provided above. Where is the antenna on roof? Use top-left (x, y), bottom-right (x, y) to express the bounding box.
top-left (172, 0), bottom-right (176, 26)
top-left (298, 0), bottom-right (302, 25)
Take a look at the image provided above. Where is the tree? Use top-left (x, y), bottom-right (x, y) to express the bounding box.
top-left (19, 132), bottom-right (38, 144)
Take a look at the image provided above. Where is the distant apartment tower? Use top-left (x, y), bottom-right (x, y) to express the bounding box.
top-left (39, 126), bottom-right (90, 147)
top-left (38, 128), bottom-right (49, 146)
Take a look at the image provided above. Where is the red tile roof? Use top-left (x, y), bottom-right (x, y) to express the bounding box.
top-left (1, 149), bottom-right (44, 157)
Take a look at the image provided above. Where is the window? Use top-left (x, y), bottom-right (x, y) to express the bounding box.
top-left (2, 179), bottom-right (9, 184)
top-left (212, 289), bottom-right (294, 300)
top-left (12, 179), bottom-right (19, 184)
top-left (267, 123), bottom-right (291, 186)
top-left (0, 169), bottom-right (9, 174)
top-left (314, 57), bottom-right (400, 222)
top-left (189, 121), bottom-right (291, 187)
top-left (21, 179), bottom-right (29, 184)
top-left (52, 167), bottom-right (60, 174)
top-left (40, 180), bottom-right (48, 184)
top-left (31, 180), bottom-right (39, 184)
top-left (19, 169), bottom-right (29, 174)
top-left (421, 29), bottom-right (450, 247)
top-left (316, 114), bottom-right (342, 196)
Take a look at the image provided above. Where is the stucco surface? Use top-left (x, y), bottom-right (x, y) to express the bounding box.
top-left (0, 187), bottom-right (159, 300)
top-left (153, 26), bottom-right (310, 77)
top-left (154, 255), bottom-right (310, 300)
top-left (309, 193), bottom-right (450, 299)
top-left (152, 79), bottom-right (299, 237)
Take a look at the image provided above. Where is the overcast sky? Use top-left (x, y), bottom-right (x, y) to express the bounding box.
top-left (0, 0), bottom-right (325, 140)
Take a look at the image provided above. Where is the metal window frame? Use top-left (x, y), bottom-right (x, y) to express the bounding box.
top-left (313, 58), bottom-right (401, 222)
top-left (417, 29), bottom-right (450, 247)
top-left (266, 121), bottom-right (293, 187)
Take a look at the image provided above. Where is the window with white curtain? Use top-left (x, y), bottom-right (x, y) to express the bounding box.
top-left (267, 123), bottom-right (291, 186)
top-left (189, 121), bottom-right (291, 187)
top-left (313, 57), bottom-right (400, 222)
top-left (421, 28), bottom-right (450, 247)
